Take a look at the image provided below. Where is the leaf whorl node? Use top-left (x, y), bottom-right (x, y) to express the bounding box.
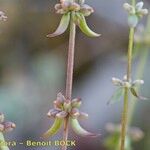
top-left (43, 93), bottom-right (100, 138)
top-left (0, 113), bottom-right (16, 133)
top-left (123, 1), bottom-right (148, 27)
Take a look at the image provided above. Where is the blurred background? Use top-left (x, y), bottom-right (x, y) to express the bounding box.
top-left (0, 0), bottom-right (149, 150)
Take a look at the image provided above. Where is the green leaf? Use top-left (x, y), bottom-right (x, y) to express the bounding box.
top-left (77, 13), bottom-right (101, 37)
top-left (107, 88), bottom-right (124, 105)
top-left (104, 133), bottom-right (132, 150)
top-left (47, 13), bottom-right (70, 37)
top-left (104, 133), bottom-right (120, 150)
top-left (70, 118), bottom-right (99, 137)
top-left (42, 118), bottom-right (63, 139)
top-left (0, 132), bottom-right (10, 150)
top-left (130, 87), bottom-right (148, 100)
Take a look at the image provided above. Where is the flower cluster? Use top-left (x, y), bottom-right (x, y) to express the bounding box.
top-left (47, 93), bottom-right (88, 119)
top-left (0, 11), bottom-right (7, 21)
top-left (112, 75), bottom-right (144, 89)
top-left (123, 1), bottom-right (148, 27)
top-left (108, 75), bottom-right (148, 105)
top-left (0, 113), bottom-right (16, 133)
top-left (47, 0), bottom-right (100, 38)
top-left (112, 75), bottom-right (147, 100)
top-left (42, 93), bottom-right (99, 139)
top-left (55, 0), bottom-right (94, 16)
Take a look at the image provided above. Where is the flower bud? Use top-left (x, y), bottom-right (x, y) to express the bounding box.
top-left (69, 2), bottom-right (80, 11)
top-left (61, 1), bottom-right (71, 11)
top-left (71, 98), bottom-right (82, 108)
top-left (56, 111), bottom-right (68, 118)
top-left (80, 4), bottom-right (94, 16)
top-left (136, 2), bottom-right (144, 11)
top-left (138, 9), bottom-right (148, 16)
top-left (112, 77), bottom-right (123, 86)
top-left (63, 100), bottom-right (71, 112)
top-left (70, 108), bottom-right (80, 118)
top-left (133, 79), bottom-right (144, 86)
top-left (47, 109), bottom-right (60, 118)
top-left (53, 100), bottom-right (63, 109)
top-left (57, 93), bottom-right (65, 103)
top-left (123, 82), bottom-right (131, 88)
top-left (123, 3), bottom-right (135, 14)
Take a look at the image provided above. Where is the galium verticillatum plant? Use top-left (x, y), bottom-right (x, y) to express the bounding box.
top-left (105, 10), bottom-right (150, 150)
top-left (107, 1), bottom-right (148, 150)
top-left (42, 0), bottom-right (100, 150)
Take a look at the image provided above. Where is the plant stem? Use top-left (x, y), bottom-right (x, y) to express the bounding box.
top-left (65, 16), bottom-right (76, 100)
top-left (62, 13), bottom-right (76, 150)
top-left (0, 132), bottom-right (9, 150)
top-left (128, 14), bottom-right (150, 125)
top-left (120, 27), bottom-right (135, 150)
top-left (128, 49), bottom-right (148, 125)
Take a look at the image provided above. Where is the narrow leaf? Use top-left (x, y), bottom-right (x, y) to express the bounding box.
top-left (42, 118), bottom-right (63, 139)
top-left (107, 88), bottom-right (124, 105)
top-left (0, 132), bottom-right (10, 150)
top-left (70, 118), bottom-right (99, 137)
top-left (77, 13), bottom-right (101, 37)
top-left (47, 13), bottom-right (70, 37)
top-left (130, 87), bottom-right (148, 100)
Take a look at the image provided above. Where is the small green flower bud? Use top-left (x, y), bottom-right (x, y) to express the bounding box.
top-left (63, 100), bottom-right (71, 112)
top-left (123, 82), bottom-right (131, 88)
top-left (71, 98), bottom-right (82, 108)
